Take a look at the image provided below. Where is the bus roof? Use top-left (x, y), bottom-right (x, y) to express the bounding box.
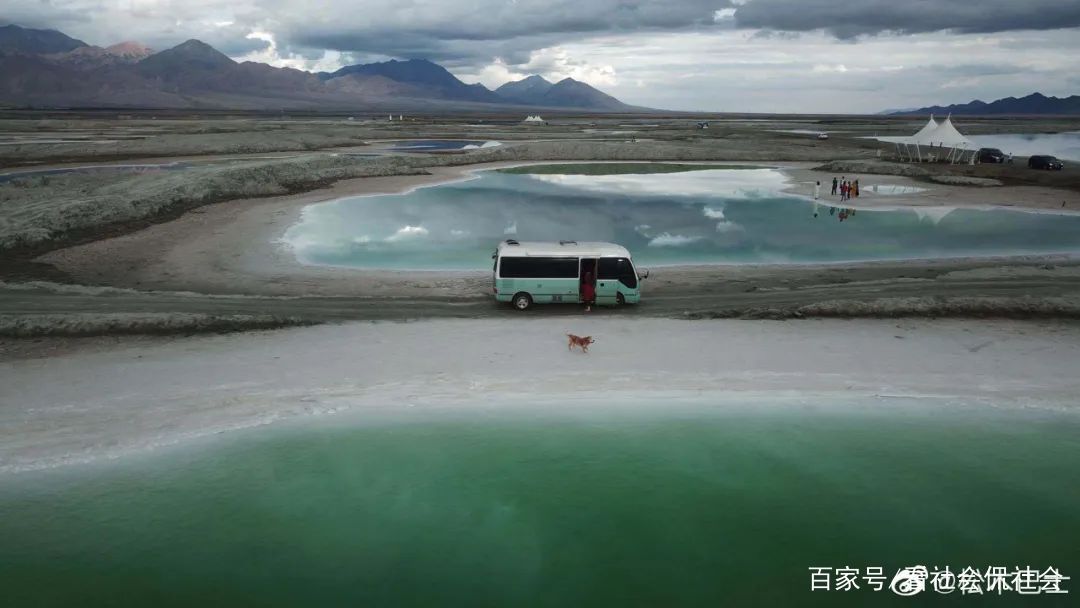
top-left (496, 240), bottom-right (632, 258)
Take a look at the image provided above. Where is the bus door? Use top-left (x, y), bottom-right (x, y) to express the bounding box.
top-left (594, 258), bottom-right (620, 305)
top-left (579, 258), bottom-right (598, 303)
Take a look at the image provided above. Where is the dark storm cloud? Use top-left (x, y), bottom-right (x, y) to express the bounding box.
top-left (289, 29), bottom-right (568, 67)
top-left (266, 0), bottom-right (726, 65)
top-left (732, 0), bottom-right (1080, 39)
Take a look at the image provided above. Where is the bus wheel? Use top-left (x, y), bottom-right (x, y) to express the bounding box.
top-left (512, 292), bottom-right (532, 311)
top-left (616, 292), bottom-right (626, 305)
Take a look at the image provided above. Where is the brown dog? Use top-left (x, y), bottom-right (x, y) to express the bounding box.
top-left (567, 333), bottom-right (595, 353)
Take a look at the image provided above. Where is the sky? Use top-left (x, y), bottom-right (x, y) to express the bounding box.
top-left (3, 0), bottom-right (1080, 113)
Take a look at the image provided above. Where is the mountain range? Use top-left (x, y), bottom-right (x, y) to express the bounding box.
top-left (0, 24), bottom-right (642, 112)
top-left (891, 93), bottom-right (1080, 116)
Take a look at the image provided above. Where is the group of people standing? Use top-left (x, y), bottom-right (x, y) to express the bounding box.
top-left (832, 176), bottom-right (859, 201)
top-left (812, 176), bottom-right (860, 222)
top-left (813, 176), bottom-right (861, 201)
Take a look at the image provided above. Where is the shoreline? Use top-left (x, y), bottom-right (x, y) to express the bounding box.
top-left (4, 317), bottom-right (1079, 473)
top-left (35, 159), bottom-right (1080, 295)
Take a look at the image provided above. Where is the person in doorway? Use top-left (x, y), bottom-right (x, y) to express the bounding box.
top-left (814, 180), bottom-right (821, 200)
top-left (581, 271), bottom-right (596, 313)
top-left (831, 177), bottom-right (838, 196)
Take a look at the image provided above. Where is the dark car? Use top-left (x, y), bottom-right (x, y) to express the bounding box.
top-left (978, 148), bottom-right (1006, 163)
top-left (1028, 155), bottom-right (1064, 170)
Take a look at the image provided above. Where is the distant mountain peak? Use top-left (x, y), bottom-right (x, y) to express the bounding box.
top-left (495, 74), bottom-right (555, 103)
top-left (171, 39), bottom-right (228, 57)
top-left (0, 23), bottom-right (649, 112)
top-left (322, 57), bottom-right (503, 103)
top-left (891, 92), bottom-right (1080, 116)
top-left (106, 41), bottom-right (153, 59)
top-left (138, 39), bottom-right (235, 72)
top-left (0, 23), bottom-right (87, 54)
top-left (44, 41), bottom-right (154, 69)
top-left (495, 73), bottom-right (633, 110)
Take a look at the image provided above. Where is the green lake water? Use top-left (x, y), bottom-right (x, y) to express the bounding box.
top-left (2, 397), bottom-right (1078, 606)
top-left (283, 167), bottom-right (1080, 270)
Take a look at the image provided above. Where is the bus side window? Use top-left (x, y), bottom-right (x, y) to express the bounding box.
top-left (598, 258), bottom-right (618, 280)
top-left (500, 257), bottom-right (578, 278)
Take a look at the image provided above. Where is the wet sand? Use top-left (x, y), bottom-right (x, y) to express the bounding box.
top-left (4, 317), bottom-right (1079, 472)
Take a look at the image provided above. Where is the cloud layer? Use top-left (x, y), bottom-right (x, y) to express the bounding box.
top-left (733, 0), bottom-right (1080, 38)
top-left (2, 0), bottom-right (1079, 112)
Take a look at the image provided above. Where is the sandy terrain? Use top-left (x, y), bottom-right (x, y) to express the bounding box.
top-left (1, 115), bottom-right (1079, 346)
top-left (3, 317), bottom-right (1079, 473)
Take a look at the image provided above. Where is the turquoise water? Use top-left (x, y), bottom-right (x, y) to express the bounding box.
top-left (2, 397), bottom-right (1078, 606)
top-left (284, 168), bottom-right (1080, 270)
top-left (389, 139), bottom-right (492, 151)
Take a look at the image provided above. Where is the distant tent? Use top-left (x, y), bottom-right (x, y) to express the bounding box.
top-left (523, 115), bottom-right (545, 123)
top-left (922, 115), bottom-right (973, 148)
top-left (910, 114), bottom-right (940, 142)
top-left (895, 114), bottom-right (975, 164)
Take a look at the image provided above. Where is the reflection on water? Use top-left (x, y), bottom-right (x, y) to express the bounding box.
top-left (868, 184), bottom-right (927, 195)
top-left (284, 168), bottom-right (1080, 269)
top-left (388, 139), bottom-right (501, 151)
top-left (1, 397), bottom-right (1077, 606)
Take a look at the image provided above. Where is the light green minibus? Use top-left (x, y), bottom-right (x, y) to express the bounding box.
top-left (492, 240), bottom-right (646, 310)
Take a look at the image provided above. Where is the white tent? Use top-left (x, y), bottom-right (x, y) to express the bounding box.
top-left (911, 114), bottom-right (940, 141)
top-left (922, 116), bottom-right (973, 147)
top-left (895, 114), bottom-right (975, 164)
top-left (523, 115), bottom-right (545, 123)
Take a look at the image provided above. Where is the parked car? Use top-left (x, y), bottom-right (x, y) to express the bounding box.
top-left (977, 147), bottom-right (1005, 163)
top-left (1028, 155), bottom-right (1064, 170)
top-left (817, 132), bottom-right (829, 140)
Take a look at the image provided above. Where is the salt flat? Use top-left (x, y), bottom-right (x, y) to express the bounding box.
top-left (3, 317), bottom-right (1079, 473)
